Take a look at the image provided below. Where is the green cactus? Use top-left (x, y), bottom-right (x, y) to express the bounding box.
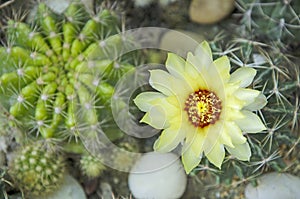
top-left (0, 1), bottom-right (138, 196)
top-left (80, 154), bottom-right (105, 178)
top-left (0, 168), bottom-right (13, 199)
top-left (235, 0), bottom-right (300, 43)
top-left (0, 1), bottom-right (134, 143)
top-left (9, 144), bottom-right (65, 197)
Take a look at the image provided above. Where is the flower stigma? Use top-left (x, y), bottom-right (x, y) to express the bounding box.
top-left (184, 89), bottom-right (222, 128)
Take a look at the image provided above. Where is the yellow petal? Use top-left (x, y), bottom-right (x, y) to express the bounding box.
top-left (184, 54), bottom-right (200, 80)
top-left (189, 132), bottom-right (205, 157)
top-left (213, 56), bottom-right (231, 82)
top-left (134, 92), bottom-right (166, 112)
top-left (149, 69), bottom-right (191, 97)
top-left (165, 53), bottom-right (186, 79)
top-left (166, 95), bottom-right (180, 107)
top-left (202, 123), bottom-right (223, 152)
top-left (184, 59), bottom-right (208, 90)
top-left (182, 143), bottom-right (202, 174)
top-left (186, 52), bottom-right (211, 76)
top-left (226, 142), bottom-right (251, 161)
top-left (244, 92), bottom-right (268, 111)
top-left (140, 105), bottom-right (169, 129)
top-left (225, 108), bottom-right (245, 121)
top-left (195, 40), bottom-right (212, 61)
top-left (225, 96), bottom-right (245, 110)
top-left (234, 88), bottom-right (260, 107)
top-left (225, 82), bottom-right (240, 96)
top-left (166, 53), bottom-right (204, 91)
top-left (204, 142), bottom-right (225, 169)
top-left (235, 110), bottom-right (266, 133)
top-left (224, 121), bottom-right (247, 145)
top-left (219, 128), bottom-right (234, 148)
top-left (186, 53), bottom-right (223, 92)
top-left (229, 67), bottom-right (256, 87)
top-left (154, 125), bottom-right (185, 153)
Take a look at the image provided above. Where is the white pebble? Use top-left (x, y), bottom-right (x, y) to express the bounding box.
top-left (245, 172), bottom-right (300, 199)
top-left (34, 174), bottom-right (86, 199)
top-left (189, 0), bottom-right (235, 24)
top-left (128, 152), bottom-right (187, 199)
top-left (133, 0), bottom-right (154, 7)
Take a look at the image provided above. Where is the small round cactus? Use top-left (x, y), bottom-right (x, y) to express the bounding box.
top-left (9, 144), bottom-right (65, 196)
top-left (80, 154), bottom-right (105, 178)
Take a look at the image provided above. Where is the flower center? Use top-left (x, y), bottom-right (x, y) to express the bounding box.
top-left (184, 89), bottom-right (222, 128)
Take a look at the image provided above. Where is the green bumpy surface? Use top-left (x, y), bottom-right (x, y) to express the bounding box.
top-left (0, 2), bottom-right (134, 140)
top-left (80, 154), bottom-right (105, 178)
top-left (9, 145), bottom-right (65, 196)
top-left (237, 0), bottom-right (300, 42)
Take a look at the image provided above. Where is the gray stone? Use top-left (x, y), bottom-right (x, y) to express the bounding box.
top-left (27, 0), bottom-right (94, 22)
top-left (128, 152), bottom-right (187, 199)
top-left (245, 172), bottom-right (300, 199)
top-left (45, 0), bottom-right (93, 14)
top-left (189, 0), bottom-right (235, 24)
top-left (35, 174), bottom-right (87, 199)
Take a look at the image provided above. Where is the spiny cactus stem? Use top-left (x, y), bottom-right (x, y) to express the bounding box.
top-left (263, 81), bottom-right (299, 93)
top-left (285, 136), bottom-right (300, 157)
top-left (0, 0), bottom-right (14, 9)
top-left (264, 107), bottom-right (299, 115)
top-left (276, 81), bottom-right (300, 92)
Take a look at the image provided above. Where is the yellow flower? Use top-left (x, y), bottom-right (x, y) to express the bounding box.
top-left (134, 41), bottom-right (267, 174)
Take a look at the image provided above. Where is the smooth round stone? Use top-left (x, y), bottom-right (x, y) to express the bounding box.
top-left (133, 0), bottom-right (177, 7)
top-left (189, 0), bottom-right (235, 24)
top-left (45, 0), bottom-right (70, 13)
top-left (133, 0), bottom-right (154, 7)
top-left (128, 152), bottom-right (187, 199)
top-left (27, 0), bottom-right (94, 23)
top-left (45, 0), bottom-right (93, 14)
top-left (245, 172), bottom-right (300, 199)
top-left (35, 174), bottom-right (87, 199)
